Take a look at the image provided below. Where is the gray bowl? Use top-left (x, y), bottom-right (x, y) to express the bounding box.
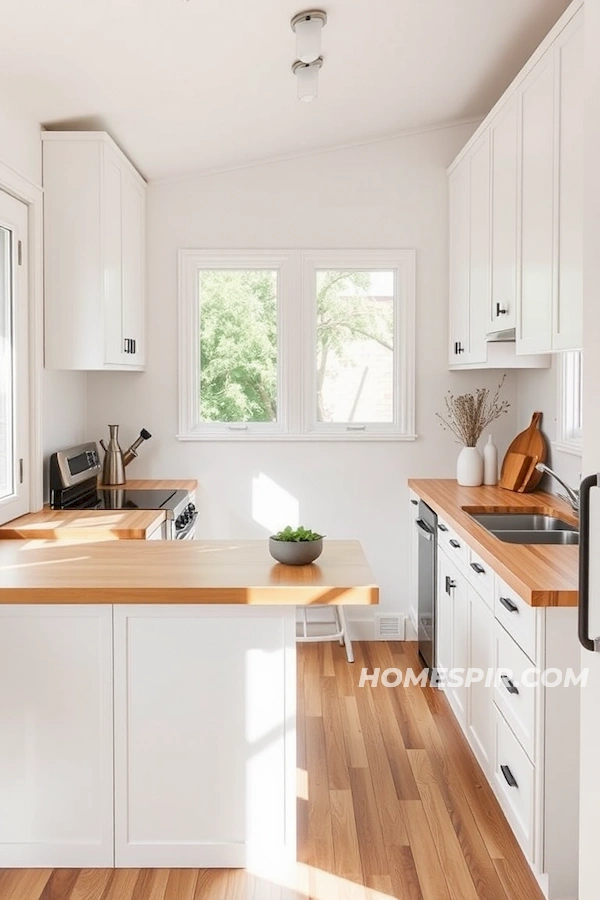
top-left (269, 537), bottom-right (323, 566)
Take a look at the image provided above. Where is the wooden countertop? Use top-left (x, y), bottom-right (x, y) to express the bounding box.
top-left (0, 539), bottom-right (378, 606)
top-left (409, 479), bottom-right (578, 607)
top-left (0, 480), bottom-right (198, 541)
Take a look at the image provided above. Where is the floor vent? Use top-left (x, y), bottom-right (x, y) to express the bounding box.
top-left (375, 613), bottom-right (405, 640)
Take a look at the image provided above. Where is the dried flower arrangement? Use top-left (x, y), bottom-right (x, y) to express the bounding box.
top-left (437, 376), bottom-right (510, 447)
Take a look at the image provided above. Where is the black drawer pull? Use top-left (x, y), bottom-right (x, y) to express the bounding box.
top-left (410, 499), bottom-right (418, 506)
top-left (449, 539), bottom-right (461, 549)
top-left (445, 576), bottom-right (457, 595)
top-left (470, 562), bottom-right (486, 575)
top-left (501, 765), bottom-right (518, 789)
top-left (499, 596), bottom-right (518, 613)
top-left (438, 524), bottom-right (448, 532)
top-left (496, 303), bottom-right (508, 316)
top-left (501, 674), bottom-right (519, 695)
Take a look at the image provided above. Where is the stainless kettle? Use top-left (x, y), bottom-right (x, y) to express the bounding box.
top-left (99, 426), bottom-right (151, 485)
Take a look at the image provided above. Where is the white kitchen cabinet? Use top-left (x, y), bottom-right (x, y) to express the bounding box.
top-left (429, 495), bottom-right (581, 899)
top-left (408, 490), bottom-right (420, 634)
top-left (43, 132), bottom-right (146, 370)
top-left (489, 97), bottom-right (519, 332)
top-left (0, 605), bottom-right (113, 867)
top-left (448, 1), bottom-right (583, 360)
top-left (553, 12), bottom-right (584, 351)
top-left (517, 51), bottom-right (556, 355)
top-left (466, 585), bottom-right (494, 773)
top-left (113, 605), bottom-right (296, 867)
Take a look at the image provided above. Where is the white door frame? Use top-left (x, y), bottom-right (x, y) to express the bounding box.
top-left (0, 154), bottom-right (43, 511)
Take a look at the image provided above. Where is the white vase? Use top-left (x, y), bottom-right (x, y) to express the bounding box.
top-left (483, 434), bottom-right (498, 485)
top-left (457, 446), bottom-right (484, 486)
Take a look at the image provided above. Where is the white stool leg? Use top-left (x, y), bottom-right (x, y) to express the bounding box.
top-left (333, 606), bottom-right (344, 645)
top-left (337, 606), bottom-right (354, 663)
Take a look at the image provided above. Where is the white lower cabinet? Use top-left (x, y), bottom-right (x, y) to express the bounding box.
top-left (0, 605), bottom-right (114, 866)
top-left (435, 529), bottom-right (580, 900)
top-left (466, 586), bottom-right (494, 772)
top-left (113, 605), bottom-right (296, 867)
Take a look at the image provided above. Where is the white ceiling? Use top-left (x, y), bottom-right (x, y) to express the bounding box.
top-left (0, 0), bottom-right (571, 180)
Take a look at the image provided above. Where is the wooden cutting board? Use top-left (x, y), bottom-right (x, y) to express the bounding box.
top-left (500, 412), bottom-right (547, 493)
top-left (499, 453), bottom-right (535, 491)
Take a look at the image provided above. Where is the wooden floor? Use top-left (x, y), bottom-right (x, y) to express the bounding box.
top-left (0, 642), bottom-right (544, 900)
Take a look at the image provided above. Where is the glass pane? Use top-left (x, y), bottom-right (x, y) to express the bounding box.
top-left (316, 270), bottom-right (394, 424)
top-left (0, 226), bottom-right (13, 499)
top-left (198, 270), bottom-right (278, 423)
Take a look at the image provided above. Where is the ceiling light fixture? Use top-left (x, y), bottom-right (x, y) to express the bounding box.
top-left (291, 10), bottom-right (327, 63)
top-left (292, 57), bottom-right (323, 102)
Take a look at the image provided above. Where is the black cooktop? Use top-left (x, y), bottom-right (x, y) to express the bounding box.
top-left (50, 477), bottom-right (189, 515)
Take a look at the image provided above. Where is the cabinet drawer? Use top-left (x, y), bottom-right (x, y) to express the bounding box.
top-left (466, 548), bottom-right (495, 609)
top-left (437, 518), bottom-right (468, 571)
top-left (493, 708), bottom-right (535, 861)
top-left (494, 576), bottom-right (538, 663)
top-left (494, 623), bottom-right (537, 762)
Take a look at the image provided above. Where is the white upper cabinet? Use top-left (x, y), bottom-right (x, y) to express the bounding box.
top-left (43, 132), bottom-right (146, 371)
top-left (448, 133), bottom-right (490, 366)
top-left (554, 13), bottom-right (584, 351)
top-left (490, 98), bottom-right (519, 332)
top-left (448, 1), bottom-right (583, 362)
top-left (517, 51), bottom-right (556, 355)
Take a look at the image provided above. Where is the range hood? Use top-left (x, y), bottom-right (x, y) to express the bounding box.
top-left (487, 327), bottom-right (516, 343)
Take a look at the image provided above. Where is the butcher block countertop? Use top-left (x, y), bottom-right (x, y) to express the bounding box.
top-left (0, 480), bottom-right (198, 541)
top-left (409, 479), bottom-right (578, 607)
top-left (0, 539), bottom-right (378, 606)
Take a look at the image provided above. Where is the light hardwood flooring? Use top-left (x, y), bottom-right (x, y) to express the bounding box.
top-left (0, 642), bottom-right (544, 900)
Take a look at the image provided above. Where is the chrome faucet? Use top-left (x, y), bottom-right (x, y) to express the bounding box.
top-left (535, 463), bottom-right (580, 513)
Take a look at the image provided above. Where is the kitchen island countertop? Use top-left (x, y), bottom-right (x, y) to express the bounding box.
top-left (0, 539), bottom-right (378, 605)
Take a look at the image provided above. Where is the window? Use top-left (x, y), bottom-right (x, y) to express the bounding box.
top-left (178, 249), bottom-right (415, 440)
top-left (0, 189), bottom-right (29, 524)
top-left (556, 350), bottom-right (583, 455)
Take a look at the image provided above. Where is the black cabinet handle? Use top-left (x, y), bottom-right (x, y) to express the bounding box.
top-left (410, 499), bottom-right (418, 506)
top-left (438, 524), bottom-right (448, 532)
top-left (454, 341), bottom-right (465, 355)
top-left (124, 338), bottom-right (130, 353)
top-left (470, 562), bottom-right (486, 575)
top-left (579, 474), bottom-right (600, 651)
top-left (445, 576), bottom-right (457, 595)
top-left (496, 303), bottom-right (508, 316)
top-left (449, 539), bottom-right (461, 549)
top-left (501, 674), bottom-right (519, 695)
top-left (499, 596), bottom-right (518, 613)
top-left (501, 765), bottom-right (518, 789)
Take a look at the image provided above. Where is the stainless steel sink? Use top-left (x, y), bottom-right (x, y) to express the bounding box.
top-left (488, 530), bottom-right (579, 545)
top-left (468, 512), bottom-right (579, 545)
top-left (470, 513), bottom-right (577, 532)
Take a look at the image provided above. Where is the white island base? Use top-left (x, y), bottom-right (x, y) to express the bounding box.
top-left (0, 604), bottom-right (296, 868)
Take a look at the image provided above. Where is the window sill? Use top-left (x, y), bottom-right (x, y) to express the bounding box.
top-left (177, 432), bottom-right (419, 442)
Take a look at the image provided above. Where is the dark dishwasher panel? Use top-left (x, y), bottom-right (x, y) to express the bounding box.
top-left (416, 500), bottom-right (437, 670)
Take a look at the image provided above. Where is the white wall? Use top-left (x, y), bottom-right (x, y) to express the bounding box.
top-left (517, 361), bottom-right (581, 489)
top-left (85, 124), bottom-right (520, 622)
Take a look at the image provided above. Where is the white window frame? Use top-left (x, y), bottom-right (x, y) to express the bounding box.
top-left (177, 248), bottom-right (416, 441)
top-left (178, 250), bottom-right (296, 439)
top-left (302, 249), bottom-right (415, 438)
top-left (555, 350), bottom-right (583, 456)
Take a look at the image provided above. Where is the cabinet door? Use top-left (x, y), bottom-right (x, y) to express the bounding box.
top-left (490, 99), bottom-right (519, 331)
top-left (114, 605), bottom-right (296, 867)
top-left (122, 172), bottom-right (146, 366)
top-left (517, 51), bottom-right (555, 354)
top-left (467, 586), bottom-right (494, 774)
top-left (448, 570), bottom-right (469, 728)
top-left (103, 147), bottom-right (126, 366)
top-left (554, 12), bottom-right (583, 351)
top-left (437, 550), bottom-right (457, 685)
top-left (408, 491), bottom-right (420, 631)
top-left (448, 162), bottom-right (470, 364)
top-left (0, 605), bottom-right (113, 866)
top-left (467, 134), bottom-right (491, 364)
